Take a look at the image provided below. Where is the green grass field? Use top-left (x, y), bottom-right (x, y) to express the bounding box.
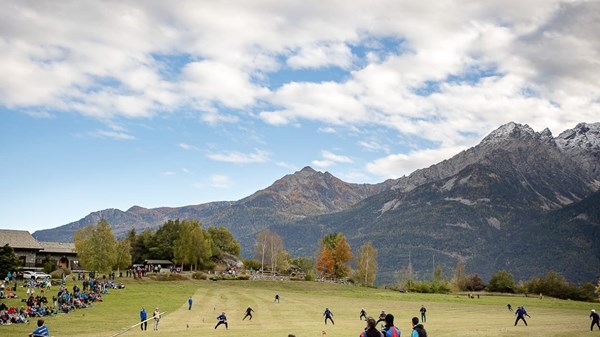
top-left (1, 277), bottom-right (597, 337)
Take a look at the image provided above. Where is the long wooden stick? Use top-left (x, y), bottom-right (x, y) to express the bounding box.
top-left (110, 311), bottom-right (166, 337)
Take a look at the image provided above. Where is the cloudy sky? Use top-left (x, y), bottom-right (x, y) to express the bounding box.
top-left (1, 0), bottom-right (598, 232)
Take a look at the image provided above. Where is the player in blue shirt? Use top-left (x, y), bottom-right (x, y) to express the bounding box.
top-left (140, 307), bottom-right (147, 330)
top-left (215, 312), bottom-right (228, 329)
top-left (324, 308), bottom-right (335, 325)
top-left (29, 319), bottom-right (49, 337)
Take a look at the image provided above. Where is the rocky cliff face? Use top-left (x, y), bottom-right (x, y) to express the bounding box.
top-left (555, 122), bottom-right (600, 180)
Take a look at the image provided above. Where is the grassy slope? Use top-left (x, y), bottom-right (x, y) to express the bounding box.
top-left (1, 278), bottom-right (596, 337)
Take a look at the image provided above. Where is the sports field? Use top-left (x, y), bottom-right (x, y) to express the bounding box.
top-left (1, 277), bottom-right (596, 337)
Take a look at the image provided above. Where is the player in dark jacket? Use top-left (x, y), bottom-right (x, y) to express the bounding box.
top-left (591, 309), bottom-right (600, 331)
top-left (514, 306), bottom-right (530, 326)
top-left (411, 317), bottom-right (427, 337)
top-left (324, 308), bottom-right (334, 325)
top-left (215, 312), bottom-right (228, 329)
top-left (360, 308), bottom-right (367, 321)
top-left (360, 316), bottom-right (383, 337)
top-left (381, 313), bottom-right (401, 337)
top-left (243, 306), bottom-right (254, 320)
top-left (375, 311), bottom-right (386, 325)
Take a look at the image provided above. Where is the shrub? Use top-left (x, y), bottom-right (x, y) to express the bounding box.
top-left (50, 268), bottom-right (71, 279)
top-left (150, 273), bottom-right (188, 281)
top-left (192, 272), bottom-right (208, 280)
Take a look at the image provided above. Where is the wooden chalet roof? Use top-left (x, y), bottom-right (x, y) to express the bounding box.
top-left (0, 229), bottom-right (43, 250)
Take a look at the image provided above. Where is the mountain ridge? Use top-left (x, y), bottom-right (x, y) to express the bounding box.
top-left (32, 121), bottom-right (600, 283)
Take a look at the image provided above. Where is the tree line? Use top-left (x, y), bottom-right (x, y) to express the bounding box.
top-left (71, 220), bottom-right (378, 286)
top-left (4, 218), bottom-right (597, 302)
top-left (396, 258), bottom-right (599, 301)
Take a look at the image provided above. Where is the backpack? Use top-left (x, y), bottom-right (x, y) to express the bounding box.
top-left (413, 325), bottom-right (427, 337)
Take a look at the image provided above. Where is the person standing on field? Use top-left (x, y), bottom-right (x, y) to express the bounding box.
top-left (360, 317), bottom-right (383, 337)
top-left (376, 310), bottom-right (387, 325)
top-left (243, 306), bottom-right (254, 320)
top-left (411, 317), bottom-right (427, 337)
top-left (188, 296), bottom-right (193, 310)
top-left (324, 308), bottom-right (335, 325)
top-left (419, 305), bottom-right (427, 323)
top-left (514, 306), bottom-right (530, 326)
top-left (360, 308), bottom-right (367, 321)
top-left (140, 307), bottom-right (148, 331)
top-left (153, 307), bottom-right (161, 330)
top-left (381, 313), bottom-right (400, 337)
top-left (591, 309), bottom-right (600, 331)
top-left (215, 312), bottom-right (228, 329)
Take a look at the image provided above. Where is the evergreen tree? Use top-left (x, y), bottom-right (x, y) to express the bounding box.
top-left (0, 244), bottom-right (20, 278)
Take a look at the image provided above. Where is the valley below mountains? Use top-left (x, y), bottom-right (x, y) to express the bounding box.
top-left (34, 122), bottom-right (600, 284)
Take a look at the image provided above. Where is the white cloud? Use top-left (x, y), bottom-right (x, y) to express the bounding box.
top-left (322, 150), bottom-right (352, 163)
top-left (90, 130), bottom-right (135, 140)
top-left (287, 42), bottom-right (353, 69)
top-left (23, 110), bottom-right (54, 119)
top-left (317, 127), bottom-right (337, 133)
top-left (162, 171), bottom-right (175, 176)
top-left (358, 140), bottom-right (390, 153)
top-left (207, 149), bottom-right (270, 164)
top-left (210, 175), bottom-right (232, 188)
top-left (2, 0), bottom-right (598, 172)
top-left (366, 146), bottom-right (466, 179)
top-left (312, 150), bottom-right (352, 169)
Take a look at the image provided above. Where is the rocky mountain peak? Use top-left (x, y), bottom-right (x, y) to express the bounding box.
top-left (556, 122), bottom-right (600, 179)
top-left (556, 122), bottom-right (600, 148)
top-left (299, 166), bottom-right (317, 173)
top-left (481, 122), bottom-right (537, 144)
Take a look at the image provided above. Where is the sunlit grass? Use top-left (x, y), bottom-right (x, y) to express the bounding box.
top-left (1, 277), bottom-right (595, 337)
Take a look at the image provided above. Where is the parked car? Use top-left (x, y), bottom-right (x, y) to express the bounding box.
top-left (34, 272), bottom-right (51, 279)
top-left (22, 271), bottom-right (51, 279)
top-left (22, 271), bottom-right (36, 279)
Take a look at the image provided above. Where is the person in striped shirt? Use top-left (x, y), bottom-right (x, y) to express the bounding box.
top-left (29, 319), bottom-right (49, 337)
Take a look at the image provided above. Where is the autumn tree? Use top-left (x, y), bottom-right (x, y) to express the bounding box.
top-left (354, 241), bottom-right (378, 286)
top-left (74, 219), bottom-right (117, 274)
top-left (316, 233), bottom-right (352, 279)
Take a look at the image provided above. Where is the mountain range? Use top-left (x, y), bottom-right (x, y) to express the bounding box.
top-left (33, 122), bottom-right (600, 284)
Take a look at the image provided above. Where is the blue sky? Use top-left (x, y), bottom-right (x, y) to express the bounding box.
top-left (1, 1), bottom-right (598, 232)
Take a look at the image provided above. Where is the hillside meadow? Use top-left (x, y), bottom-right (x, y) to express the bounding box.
top-left (1, 277), bottom-right (597, 337)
